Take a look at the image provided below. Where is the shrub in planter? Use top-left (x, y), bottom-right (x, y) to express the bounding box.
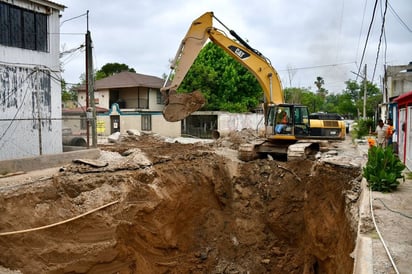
top-left (363, 146), bottom-right (405, 192)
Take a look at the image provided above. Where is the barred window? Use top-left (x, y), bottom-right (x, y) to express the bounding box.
top-left (141, 114), bottom-right (152, 131)
top-left (0, 2), bottom-right (48, 52)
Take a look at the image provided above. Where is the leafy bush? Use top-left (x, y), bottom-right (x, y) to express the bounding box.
top-left (352, 118), bottom-right (374, 139)
top-left (363, 146), bottom-right (405, 192)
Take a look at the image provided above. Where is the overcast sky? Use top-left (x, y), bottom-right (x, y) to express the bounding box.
top-left (58, 0), bottom-right (412, 93)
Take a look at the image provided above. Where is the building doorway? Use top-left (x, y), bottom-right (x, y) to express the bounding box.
top-left (111, 115), bottom-right (120, 134)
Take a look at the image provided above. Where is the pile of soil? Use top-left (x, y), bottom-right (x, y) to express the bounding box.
top-left (0, 132), bottom-right (362, 273)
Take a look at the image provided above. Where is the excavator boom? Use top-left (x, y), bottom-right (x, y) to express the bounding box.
top-left (162, 11), bottom-right (345, 161)
top-left (162, 11), bottom-right (283, 122)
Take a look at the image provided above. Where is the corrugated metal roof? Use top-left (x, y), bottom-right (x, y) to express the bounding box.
top-left (78, 71), bottom-right (166, 91)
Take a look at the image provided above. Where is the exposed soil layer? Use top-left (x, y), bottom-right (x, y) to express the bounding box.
top-left (0, 132), bottom-right (362, 273)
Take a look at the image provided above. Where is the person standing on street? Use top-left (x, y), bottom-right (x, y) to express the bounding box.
top-left (372, 119), bottom-right (388, 148)
top-left (386, 118), bottom-right (394, 147)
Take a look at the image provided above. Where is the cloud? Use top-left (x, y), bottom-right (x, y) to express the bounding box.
top-left (58, 0), bottom-right (412, 93)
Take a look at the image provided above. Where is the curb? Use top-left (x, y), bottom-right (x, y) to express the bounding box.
top-left (0, 149), bottom-right (101, 174)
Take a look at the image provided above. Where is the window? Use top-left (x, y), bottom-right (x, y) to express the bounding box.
top-left (137, 89), bottom-right (149, 109)
top-left (141, 114), bottom-right (152, 131)
top-left (80, 114), bottom-right (87, 130)
top-left (309, 112), bottom-right (344, 120)
top-left (0, 2), bottom-right (48, 52)
top-left (156, 89), bottom-right (164, 104)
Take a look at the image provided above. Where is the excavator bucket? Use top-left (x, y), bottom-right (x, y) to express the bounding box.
top-left (162, 90), bottom-right (206, 122)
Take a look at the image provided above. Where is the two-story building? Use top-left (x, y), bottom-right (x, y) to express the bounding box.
top-left (382, 62), bottom-right (412, 170)
top-left (72, 70), bottom-right (268, 140)
top-left (0, 0), bottom-right (65, 161)
top-left (75, 71), bottom-right (181, 137)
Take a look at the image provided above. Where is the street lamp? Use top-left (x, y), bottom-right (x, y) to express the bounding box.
top-left (350, 64), bottom-right (367, 119)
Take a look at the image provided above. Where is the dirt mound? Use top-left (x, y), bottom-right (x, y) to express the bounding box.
top-left (213, 128), bottom-right (260, 150)
top-left (0, 134), bottom-right (362, 273)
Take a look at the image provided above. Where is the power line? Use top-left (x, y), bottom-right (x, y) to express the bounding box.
top-left (60, 12), bottom-right (88, 27)
top-left (357, 0), bottom-right (379, 81)
top-left (372, 0), bottom-right (388, 82)
top-left (279, 61), bottom-right (356, 72)
top-left (356, 0), bottom-right (369, 66)
top-left (388, 1), bottom-right (412, 33)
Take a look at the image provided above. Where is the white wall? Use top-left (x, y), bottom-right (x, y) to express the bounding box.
top-left (0, 1), bottom-right (63, 160)
top-left (148, 88), bottom-right (164, 111)
top-left (217, 112), bottom-right (265, 134)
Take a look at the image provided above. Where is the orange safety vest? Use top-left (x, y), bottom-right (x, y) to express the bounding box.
top-left (387, 125), bottom-right (393, 137)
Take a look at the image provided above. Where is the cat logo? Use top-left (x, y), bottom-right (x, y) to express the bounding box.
top-left (228, 45), bottom-right (250, 59)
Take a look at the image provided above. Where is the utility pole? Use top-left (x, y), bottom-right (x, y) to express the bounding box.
top-left (363, 64), bottom-right (367, 120)
top-left (85, 11), bottom-right (90, 148)
top-left (85, 10), bottom-right (97, 147)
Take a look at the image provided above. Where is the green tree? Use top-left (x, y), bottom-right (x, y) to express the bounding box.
top-left (362, 80), bottom-right (382, 118)
top-left (342, 79), bottom-right (381, 119)
top-left (314, 76), bottom-right (324, 91)
top-left (284, 87), bottom-right (302, 104)
top-left (343, 80), bottom-right (361, 118)
top-left (178, 42), bottom-right (262, 112)
top-left (95, 63), bottom-right (136, 80)
top-left (283, 87), bottom-right (320, 113)
top-left (301, 91), bottom-right (323, 113)
top-left (314, 76), bottom-right (328, 99)
top-left (61, 79), bottom-right (78, 105)
top-left (312, 76), bottom-right (329, 111)
top-left (336, 93), bottom-right (357, 118)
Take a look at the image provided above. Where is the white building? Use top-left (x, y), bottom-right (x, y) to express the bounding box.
top-left (0, 0), bottom-right (65, 160)
top-left (74, 71), bottom-right (181, 138)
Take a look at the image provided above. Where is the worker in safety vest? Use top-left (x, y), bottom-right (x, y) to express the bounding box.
top-left (281, 111), bottom-right (288, 124)
top-left (386, 118), bottom-right (394, 147)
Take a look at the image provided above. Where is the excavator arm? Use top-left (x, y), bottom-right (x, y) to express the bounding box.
top-left (162, 11), bottom-right (284, 122)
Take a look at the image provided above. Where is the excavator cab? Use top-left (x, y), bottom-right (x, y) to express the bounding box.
top-left (267, 104), bottom-right (311, 139)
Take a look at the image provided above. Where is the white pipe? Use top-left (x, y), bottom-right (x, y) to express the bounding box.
top-left (369, 188), bottom-right (400, 274)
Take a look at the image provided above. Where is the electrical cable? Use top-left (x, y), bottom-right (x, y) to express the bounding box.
top-left (356, 0), bottom-right (379, 81)
top-left (383, 3), bottom-right (387, 69)
top-left (60, 12), bottom-right (88, 27)
top-left (0, 71), bottom-right (36, 145)
top-left (279, 61), bottom-right (356, 72)
top-left (355, 0), bottom-right (369, 68)
top-left (369, 188), bottom-right (400, 274)
top-left (388, 1), bottom-right (412, 33)
top-left (375, 197), bottom-right (412, 219)
top-left (0, 68), bottom-right (64, 155)
top-left (61, 46), bottom-right (84, 67)
top-left (371, 0), bottom-right (388, 83)
top-left (0, 200), bottom-right (119, 236)
top-left (334, 0), bottom-right (345, 63)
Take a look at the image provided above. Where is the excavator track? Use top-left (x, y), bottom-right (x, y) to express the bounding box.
top-left (238, 141), bottom-right (321, 162)
top-left (286, 142), bottom-right (320, 161)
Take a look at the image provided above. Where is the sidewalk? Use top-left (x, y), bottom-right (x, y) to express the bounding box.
top-left (354, 141), bottom-right (412, 274)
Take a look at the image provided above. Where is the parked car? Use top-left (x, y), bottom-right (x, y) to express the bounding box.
top-left (62, 128), bottom-right (87, 147)
top-left (344, 120), bottom-right (354, 134)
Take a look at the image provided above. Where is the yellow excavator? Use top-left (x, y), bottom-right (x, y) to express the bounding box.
top-left (161, 11), bottom-right (345, 161)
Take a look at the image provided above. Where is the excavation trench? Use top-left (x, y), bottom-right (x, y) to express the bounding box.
top-left (0, 134), bottom-right (361, 274)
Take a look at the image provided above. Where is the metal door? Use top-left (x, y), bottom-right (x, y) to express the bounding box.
top-left (110, 115), bottom-right (120, 134)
